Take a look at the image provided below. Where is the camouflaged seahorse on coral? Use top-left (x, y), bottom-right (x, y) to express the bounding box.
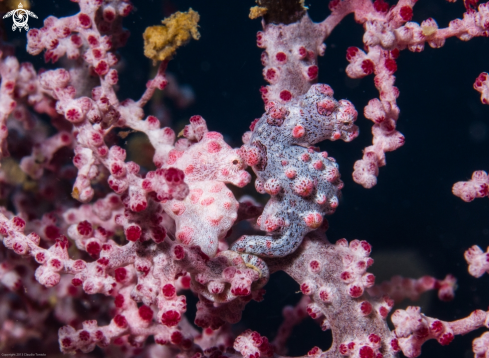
top-left (233, 83), bottom-right (359, 257)
top-left (159, 116), bottom-right (251, 258)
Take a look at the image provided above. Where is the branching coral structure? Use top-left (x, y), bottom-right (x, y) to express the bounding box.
top-left (1, 0), bottom-right (489, 357)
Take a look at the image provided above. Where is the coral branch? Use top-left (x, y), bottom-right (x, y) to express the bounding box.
top-left (1, 0), bottom-right (489, 356)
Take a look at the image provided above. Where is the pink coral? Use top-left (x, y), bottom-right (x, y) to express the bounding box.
top-left (1, 0), bottom-right (489, 357)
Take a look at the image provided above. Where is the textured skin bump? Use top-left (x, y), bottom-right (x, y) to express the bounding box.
top-left (232, 84), bottom-right (358, 257)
